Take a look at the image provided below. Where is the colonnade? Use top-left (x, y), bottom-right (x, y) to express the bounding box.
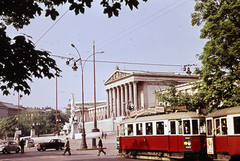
top-left (88, 106), bottom-right (107, 122)
top-left (106, 81), bottom-right (138, 118)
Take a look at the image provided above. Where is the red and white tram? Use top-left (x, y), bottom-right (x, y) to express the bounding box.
top-left (117, 111), bottom-right (207, 160)
top-left (206, 106), bottom-right (240, 160)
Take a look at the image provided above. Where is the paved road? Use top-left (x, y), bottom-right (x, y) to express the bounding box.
top-left (0, 132), bottom-right (229, 161)
top-left (0, 132), bottom-right (150, 161)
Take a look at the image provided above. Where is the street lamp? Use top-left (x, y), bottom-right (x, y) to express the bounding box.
top-left (67, 43), bottom-right (103, 149)
top-left (17, 93), bottom-right (22, 144)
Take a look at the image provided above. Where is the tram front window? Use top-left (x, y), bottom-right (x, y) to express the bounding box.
top-left (146, 122), bottom-right (152, 135)
top-left (136, 123), bottom-right (142, 135)
top-left (128, 124), bottom-right (133, 136)
top-left (120, 124), bottom-right (125, 136)
top-left (192, 120), bottom-right (198, 134)
top-left (234, 117), bottom-right (240, 134)
top-left (183, 120), bottom-right (190, 134)
top-left (156, 121), bottom-right (164, 134)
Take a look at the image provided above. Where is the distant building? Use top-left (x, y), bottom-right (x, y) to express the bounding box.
top-left (0, 101), bottom-right (23, 119)
top-left (71, 67), bottom-right (199, 133)
top-left (104, 66), bottom-right (199, 119)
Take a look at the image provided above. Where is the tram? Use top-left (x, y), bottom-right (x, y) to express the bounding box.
top-left (117, 109), bottom-right (207, 160)
top-left (206, 106), bottom-right (240, 160)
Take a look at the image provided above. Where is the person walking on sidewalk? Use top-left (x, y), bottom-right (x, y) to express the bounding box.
top-left (97, 137), bottom-right (106, 156)
top-left (20, 139), bottom-right (25, 153)
top-left (63, 138), bottom-right (71, 155)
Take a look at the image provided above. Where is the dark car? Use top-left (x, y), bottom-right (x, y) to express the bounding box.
top-left (0, 141), bottom-right (20, 154)
top-left (36, 139), bottom-right (64, 151)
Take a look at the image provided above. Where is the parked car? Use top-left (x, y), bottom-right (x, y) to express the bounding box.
top-left (36, 139), bottom-right (64, 151)
top-left (0, 141), bottom-right (20, 154)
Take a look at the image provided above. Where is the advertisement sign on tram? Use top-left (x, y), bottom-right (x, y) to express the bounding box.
top-left (184, 136), bottom-right (191, 151)
top-left (207, 138), bottom-right (214, 154)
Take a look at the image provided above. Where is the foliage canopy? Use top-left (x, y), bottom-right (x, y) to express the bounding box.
top-left (0, 0), bottom-right (147, 96)
top-left (191, 0), bottom-right (240, 112)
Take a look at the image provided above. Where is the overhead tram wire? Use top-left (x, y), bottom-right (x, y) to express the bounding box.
top-left (34, 0), bottom-right (190, 49)
top-left (50, 54), bottom-right (182, 67)
top-left (35, 9), bottom-right (69, 44)
top-left (97, 0), bottom-right (191, 51)
top-left (96, 0), bottom-right (183, 48)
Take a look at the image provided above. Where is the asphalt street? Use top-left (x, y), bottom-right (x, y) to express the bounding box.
top-left (0, 132), bottom-right (150, 161)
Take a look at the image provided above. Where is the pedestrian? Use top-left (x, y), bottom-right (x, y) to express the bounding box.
top-left (20, 139), bottom-right (25, 153)
top-left (101, 131), bottom-right (104, 139)
top-left (104, 132), bottom-right (107, 139)
top-left (63, 138), bottom-right (71, 155)
top-left (97, 137), bottom-right (106, 156)
top-left (25, 139), bottom-right (30, 149)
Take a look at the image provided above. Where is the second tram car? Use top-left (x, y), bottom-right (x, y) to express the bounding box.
top-left (117, 111), bottom-right (207, 160)
top-left (206, 106), bottom-right (240, 160)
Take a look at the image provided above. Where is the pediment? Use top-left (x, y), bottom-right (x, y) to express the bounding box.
top-left (105, 71), bottom-right (131, 84)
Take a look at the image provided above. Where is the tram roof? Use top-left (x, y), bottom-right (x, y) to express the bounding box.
top-left (207, 106), bottom-right (240, 118)
top-left (121, 111), bottom-right (205, 124)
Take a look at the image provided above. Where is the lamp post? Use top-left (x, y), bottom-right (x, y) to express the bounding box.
top-left (67, 43), bottom-right (103, 149)
top-left (17, 93), bottom-right (22, 144)
top-left (92, 40), bottom-right (99, 132)
top-left (56, 75), bottom-right (58, 136)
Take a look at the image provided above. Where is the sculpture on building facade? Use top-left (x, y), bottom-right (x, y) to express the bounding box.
top-left (61, 93), bottom-right (80, 139)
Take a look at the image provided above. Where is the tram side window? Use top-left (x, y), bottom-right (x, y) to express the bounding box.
top-left (156, 121), bottom-right (164, 135)
top-left (207, 120), bottom-right (212, 135)
top-left (178, 121), bottom-right (183, 134)
top-left (192, 120), bottom-right (198, 134)
top-left (146, 122), bottom-right (152, 135)
top-left (183, 120), bottom-right (190, 134)
top-left (128, 124), bottom-right (133, 136)
top-left (170, 121), bottom-right (176, 134)
top-left (216, 119), bottom-right (220, 135)
top-left (136, 123), bottom-right (142, 135)
top-left (234, 117), bottom-right (240, 134)
top-left (200, 119), bottom-right (206, 134)
top-left (221, 118), bottom-right (227, 135)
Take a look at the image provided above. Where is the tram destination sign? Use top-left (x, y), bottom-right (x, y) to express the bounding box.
top-left (130, 106), bottom-right (165, 117)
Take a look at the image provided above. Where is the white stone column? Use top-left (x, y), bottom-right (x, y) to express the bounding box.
top-left (106, 89), bottom-right (110, 118)
top-left (133, 81), bottom-right (138, 110)
top-left (129, 82), bottom-right (133, 104)
top-left (117, 86), bottom-right (120, 117)
top-left (109, 88), bottom-right (113, 118)
top-left (124, 84), bottom-right (128, 116)
top-left (113, 87), bottom-right (117, 118)
top-left (120, 85), bottom-right (124, 116)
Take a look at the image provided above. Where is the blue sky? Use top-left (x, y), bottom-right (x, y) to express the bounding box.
top-left (1, 0), bottom-right (207, 112)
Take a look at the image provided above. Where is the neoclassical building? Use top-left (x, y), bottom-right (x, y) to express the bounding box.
top-left (104, 66), bottom-right (199, 119)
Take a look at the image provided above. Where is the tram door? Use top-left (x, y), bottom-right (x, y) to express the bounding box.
top-left (168, 120), bottom-right (179, 152)
top-left (206, 118), bottom-right (214, 155)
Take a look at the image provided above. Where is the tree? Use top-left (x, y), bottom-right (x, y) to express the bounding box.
top-left (191, 0), bottom-right (240, 112)
top-left (155, 84), bottom-right (194, 110)
top-left (0, 26), bottom-right (61, 95)
top-left (0, 116), bottom-right (18, 139)
top-left (43, 109), bottom-right (67, 134)
top-left (1, 0), bottom-right (147, 95)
